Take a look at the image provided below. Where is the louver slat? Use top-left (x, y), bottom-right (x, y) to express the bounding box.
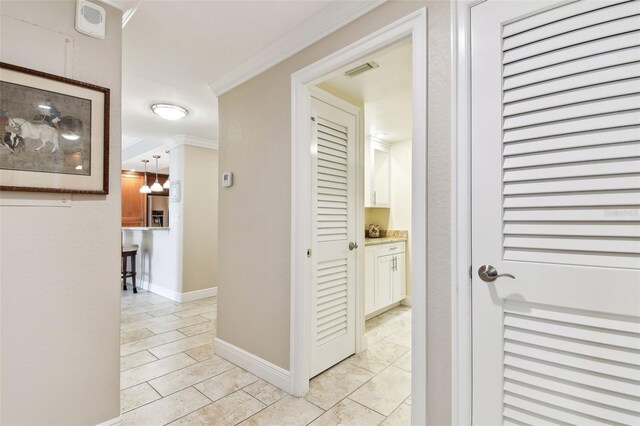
top-left (502, 302), bottom-right (640, 424)
top-left (317, 119), bottom-right (349, 243)
top-left (316, 259), bottom-right (348, 345)
top-left (501, 2), bottom-right (640, 270)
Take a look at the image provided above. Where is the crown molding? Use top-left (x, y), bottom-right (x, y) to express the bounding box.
top-left (164, 135), bottom-right (219, 150)
top-left (208, 0), bottom-right (387, 96)
top-left (121, 135), bottom-right (144, 150)
top-left (96, 0), bottom-right (127, 11)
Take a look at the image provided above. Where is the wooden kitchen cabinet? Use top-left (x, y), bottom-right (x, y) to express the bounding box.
top-left (122, 173), bottom-right (146, 227)
top-left (121, 171), bottom-right (169, 227)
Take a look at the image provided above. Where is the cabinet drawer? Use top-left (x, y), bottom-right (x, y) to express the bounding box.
top-left (376, 242), bottom-right (405, 257)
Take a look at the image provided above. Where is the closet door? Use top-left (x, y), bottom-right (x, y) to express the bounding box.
top-left (471, 1), bottom-right (640, 424)
top-left (309, 94), bottom-right (358, 377)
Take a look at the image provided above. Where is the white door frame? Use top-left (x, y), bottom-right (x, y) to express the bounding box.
top-left (451, 1), bottom-right (484, 424)
top-left (290, 7), bottom-right (428, 424)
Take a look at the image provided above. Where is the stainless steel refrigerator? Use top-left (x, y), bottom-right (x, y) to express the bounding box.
top-left (147, 194), bottom-right (169, 227)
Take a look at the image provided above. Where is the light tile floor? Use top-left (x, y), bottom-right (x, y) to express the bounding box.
top-left (121, 289), bottom-right (411, 425)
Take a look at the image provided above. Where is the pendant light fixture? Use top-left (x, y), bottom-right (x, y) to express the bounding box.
top-left (139, 159), bottom-right (152, 194)
top-left (163, 150), bottom-right (171, 189)
top-left (150, 155), bottom-right (164, 192)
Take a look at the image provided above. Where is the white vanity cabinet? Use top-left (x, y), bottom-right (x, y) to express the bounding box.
top-left (365, 138), bottom-right (391, 208)
top-left (365, 241), bottom-right (406, 316)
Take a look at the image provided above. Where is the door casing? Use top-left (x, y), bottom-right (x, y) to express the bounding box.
top-left (290, 8), bottom-right (428, 425)
top-left (452, 1), bottom-right (484, 424)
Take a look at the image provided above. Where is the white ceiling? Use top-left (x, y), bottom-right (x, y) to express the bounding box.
top-left (318, 40), bottom-right (412, 143)
top-left (122, 145), bottom-right (171, 174)
top-left (116, 0), bottom-right (383, 170)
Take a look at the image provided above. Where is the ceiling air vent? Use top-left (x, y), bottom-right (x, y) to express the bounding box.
top-left (344, 61), bottom-right (379, 78)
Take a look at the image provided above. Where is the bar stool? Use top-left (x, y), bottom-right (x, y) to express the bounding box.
top-left (122, 244), bottom-right (139, 293)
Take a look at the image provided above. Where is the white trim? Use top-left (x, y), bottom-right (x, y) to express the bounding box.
top-left (121, 135), bottom-right (144, 151)
top-left (451, 1), bottom-right (483, 425)
top-left (164, 135), bottom-right (219, 150)
top-left (147, 284), bottom-right (217, 303)
top-left (290, 8), bottom-right (428, 424)
top-left (214, 337), bottom-right (291, 393)
top-left (208, 0), bottom-right (387, 96)
top-left (96, 415), bottom-right (121, 426)
top-left (97, 0), bottom-right (126, 11)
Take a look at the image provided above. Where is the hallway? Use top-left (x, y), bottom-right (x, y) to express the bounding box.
top-left (120, 289), bottom-right (411, 425)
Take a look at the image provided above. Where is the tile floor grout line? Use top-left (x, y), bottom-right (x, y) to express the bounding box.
top-left (158, 385), bottom-right (213, 426)
top-left (120, 383), bottom-right (163, 414)
top-left (120, 352), bottom-right (159, 373)
top-left (120, 329), bottom-right (215, 358)
top-left (345, 364), bottom-right (410, 418)
top-left (120, 355), bottom-right (201, 392)
top-left (124, 360), bottom-right (235, 397)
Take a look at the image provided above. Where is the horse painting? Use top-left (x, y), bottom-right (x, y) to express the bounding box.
top-left (8, 118), bottom-right (59, 153)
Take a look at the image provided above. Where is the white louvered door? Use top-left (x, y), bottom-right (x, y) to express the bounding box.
top-left (471, 1), bottom-right (640, 424)
top-left (309, 94), bottom-right (357, 377)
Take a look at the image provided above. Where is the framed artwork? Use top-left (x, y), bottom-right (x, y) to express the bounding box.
top-left (0, 62), bottom-right (110, 194)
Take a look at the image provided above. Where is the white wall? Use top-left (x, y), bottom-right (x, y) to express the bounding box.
top-left (389, 139), bottom-right (412, 294)
top-left (122, 228), bottom-right (180, 296)
top-left (0, 1), bottom-right (122, 424)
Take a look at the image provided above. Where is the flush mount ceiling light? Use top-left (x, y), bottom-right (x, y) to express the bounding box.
top-left (151, 103), bottom-right (188, 121)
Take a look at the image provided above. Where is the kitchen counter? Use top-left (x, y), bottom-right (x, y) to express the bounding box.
top-left (365, 236), bottom-right (408, 246)
top-left (364, 230), bottom-right (408, 246)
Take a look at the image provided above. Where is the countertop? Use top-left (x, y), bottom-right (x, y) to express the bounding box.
top-left (122, 227), bottom-right (170, 231)
top-left (365, 236), bottom-right (408, 246)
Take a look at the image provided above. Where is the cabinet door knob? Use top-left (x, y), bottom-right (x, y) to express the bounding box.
top-left (349, 242), bottom-right (359, 251)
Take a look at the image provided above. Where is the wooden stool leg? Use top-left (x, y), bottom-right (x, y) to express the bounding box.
top-left (132, 253), bottom-right (137, 293)
top-left (122, 255), bottom-right (127, 291)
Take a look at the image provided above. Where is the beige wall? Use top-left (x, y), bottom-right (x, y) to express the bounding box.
top-left (390, 139), bottom-right (413, 295)
top-left (365, 207), bottom-right (390, 230)
top-left (0, 1), bottom-right (122, 424)
top-left (217, 1), bottom-right (451, 423)
top-left (181, 145), bottom-right (218, 293)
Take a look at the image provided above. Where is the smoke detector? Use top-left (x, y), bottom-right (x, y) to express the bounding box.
top-left (345, 61), bottom-right (379, 78)
top-left (76, 0), bottom-right (106, 39)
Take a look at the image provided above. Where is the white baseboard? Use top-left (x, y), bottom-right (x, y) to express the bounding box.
top-left (181, 287), bottom-right (218, 302)
top-left (96, 415), bottom-right (121, 426)
top-left (148, 284), bottom-right (217, 303)
top-left (401, 297), bottom-right (412, 307)
top-left (214, 337), bottom-right (291, 393)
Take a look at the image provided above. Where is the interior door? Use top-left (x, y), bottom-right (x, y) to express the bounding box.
top-left (471, 1), bottom-right (640, 424)
top-left (310, 94), bottom-right (357, 377)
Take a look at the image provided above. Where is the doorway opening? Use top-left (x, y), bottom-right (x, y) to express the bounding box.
top-left (290, 9), bottom-right (427, 423)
